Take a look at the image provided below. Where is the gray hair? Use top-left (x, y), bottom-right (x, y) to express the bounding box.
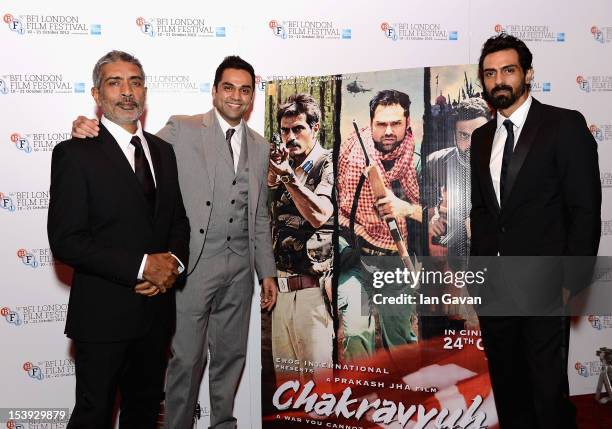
top-left (92, 50), bottom-right (145, 89)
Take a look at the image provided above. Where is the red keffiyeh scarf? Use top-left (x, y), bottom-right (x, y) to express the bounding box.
top-left (338, 126), bottom-right (419, 250)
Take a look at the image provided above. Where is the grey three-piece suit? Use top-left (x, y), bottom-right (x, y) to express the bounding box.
top-left (156, 109), bottom-right (276, 429)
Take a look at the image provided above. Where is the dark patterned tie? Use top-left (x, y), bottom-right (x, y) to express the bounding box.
top-left (130, 136), bottom-right (156, 212)
top-left (499, 119), bottom-right (514, 205)
top-left (226, 128), bottom-right (236, 163)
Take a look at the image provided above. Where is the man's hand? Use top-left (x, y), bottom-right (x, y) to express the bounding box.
top-left (430, 205), bottom-right (448, 237)
top-left (260, 277), bottom-right (277, 311)
top-left (268, 146), bottom-right (293, 178)
top-left (72, 116), bottom-right (100, 138)
top-left (375, 189), bottom-right (415, 221)
top-left (143, 252), bottom-right (179, 290)
top-left (134, 280), bottom-right (162, 297)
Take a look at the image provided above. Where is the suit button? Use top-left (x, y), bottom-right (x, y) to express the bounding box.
top-left (232, 180), bottom-right (236, 185)
top-left (499, 225), bottom-right (506, 233)
top-left (229, 218), bottom-right (233, 223)
top-left (231, 199), bottom-right (235, 204)
top-left (227, 236), bottom-right (231, 241)
top-left (206, 201), bottom-right (211, 206)
top-left (199, 228), bottom-right (204, 234)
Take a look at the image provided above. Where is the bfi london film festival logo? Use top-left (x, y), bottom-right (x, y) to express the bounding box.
top-left (269, 19), bottom-right (352, 40)
top-left (135, 16), bottom-right (226, 38)
top-left (3, 12), bottom-right (101, 36)
top-left (254, 74), bottom-right (312, 93)
top-left (194, 401), bottom-right (211, 423)
top-left (602, 171), bottom-right (612, 188)
top-left (9, 131), bottom-right (70, 154)
top-left (494, 24), bottom-right (565, 42)
top-left (577, 75), bottom-right (612, 93)
top-left (0, 74), bottom-right (85, 95)
top-left (0, 192), bottom-right (16, 212)
top-left (590, 123), bottom-right (612, 144)
top-left (255, 75), bottom-right (266, 92)
top-left (602, 220), bottom-right (612, 237)
top-left (530, 80), bottom-right (552, 93)
top-left (1, 306), bottom-right (22, 326)
top-left (16, 248), bottom-right (56, 269)
top-left (588, 315), bottom-right (612, 330)
top-left (0, 190), bottom-right (49, 211)
top-left (146, 75), bottom-right (209, 94)
top-left (1, 304), bottom-right (67, 327)
top-left (591, 25), bottom-right (612, 43)
top-left (575, 360), bottom-right (602, 378)
top-left (381, 22), bottom-right (458, 41)
top-left (23, 358), bottom-right (75, 381)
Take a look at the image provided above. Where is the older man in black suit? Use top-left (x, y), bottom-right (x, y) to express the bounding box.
top-left (48, 50), bottom-right (190, 428)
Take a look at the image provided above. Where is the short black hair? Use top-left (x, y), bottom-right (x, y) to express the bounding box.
top-left (453, 97), bottom-right (492, 123)
top-left (369, 90), bottom-right (411, 121)
top-left (213, 55), bottom-right (255, 89)
top-left (478, 33), bottom-right (533, 88)
top-left (277, 93), bottom-right (321, 129)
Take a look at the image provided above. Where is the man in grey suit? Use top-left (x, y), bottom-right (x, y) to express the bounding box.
top-left (72, 55), bottom-right (277, 429)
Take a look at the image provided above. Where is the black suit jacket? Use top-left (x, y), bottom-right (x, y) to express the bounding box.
top-left (470, 98), bottom-right (601, 310)
top-left (48, 124), bottom-right (190, 342)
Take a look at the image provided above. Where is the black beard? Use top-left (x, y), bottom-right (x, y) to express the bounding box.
top-left (373, 139), bottom-right (400, 153)
top-left (484, 80), bottom-right (527, 110)
top-left (457, 146), bottom-right (470, 166)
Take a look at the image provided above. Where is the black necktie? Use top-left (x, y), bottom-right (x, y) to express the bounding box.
top-left (500, 119), bottom-right (514, 205)
top-left (226, 128), bottom-right (236, 163)
top-left (130, 136), bottom-right (156, 212)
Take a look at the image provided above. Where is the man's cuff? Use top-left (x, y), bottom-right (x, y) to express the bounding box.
top-left (171, 253), bottom-right (185, 274)
top-left (138, 254), bottom-right (147, 280)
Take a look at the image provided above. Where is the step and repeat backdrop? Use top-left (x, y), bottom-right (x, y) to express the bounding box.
top-left (1, 1), bottom-right (611, 428)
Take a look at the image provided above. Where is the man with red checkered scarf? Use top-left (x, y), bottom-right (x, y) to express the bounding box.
top-left (337, 89), bottom-right (422, 362)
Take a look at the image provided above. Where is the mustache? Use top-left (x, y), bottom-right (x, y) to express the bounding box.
top-left (116, 97), bottom-right (139, 107)
top-left (491, 85), bottom-right (513, 95)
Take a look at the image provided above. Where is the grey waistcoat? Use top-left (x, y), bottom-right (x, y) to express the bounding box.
top-left (202, 129), bottom-right (249, 258)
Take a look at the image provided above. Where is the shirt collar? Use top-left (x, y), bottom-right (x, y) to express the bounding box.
top-left (496, 94), bottom-right (533, 131)
top-left (214, 108), bottom-right (243, 141)
top-left (101, 115), bottom-right (145, 148)
top-left (292, 142), bottom-right (325, 173)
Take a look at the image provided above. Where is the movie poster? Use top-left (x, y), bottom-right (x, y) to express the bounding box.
top-left (262, 65), bottom-right (499, 429)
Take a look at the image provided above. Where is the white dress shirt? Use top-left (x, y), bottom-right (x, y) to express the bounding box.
top-left (101, 115), bottom-right (156, 185)
top-left (489, 95), bottom-right (533, 205)
top-left (214, 108), bottom-right (244, 173)
top-left (101, 115), bottom-right (183, 280)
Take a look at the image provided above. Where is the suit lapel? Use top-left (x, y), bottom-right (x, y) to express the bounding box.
top-left (477, 120), bottom-right (501, 214)
top-left (246, 126), bottom-right (258, 231)
top-left (200, 111), bottom-right (219, 194)
top-left (146, 132), bottom-right (163, 218)
top-left (97, 124), bottom-right (152, 218)
top-left (211, 111), bottom-right (235, 172)
top-left (501, 98), bottom-right (542, 208)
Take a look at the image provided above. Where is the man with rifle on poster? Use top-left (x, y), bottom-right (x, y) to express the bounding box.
top-left (337, 89), bottom-right (423, 362)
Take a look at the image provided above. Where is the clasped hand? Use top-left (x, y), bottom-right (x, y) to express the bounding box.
top-left (134, 252), bottom-right (180, 297)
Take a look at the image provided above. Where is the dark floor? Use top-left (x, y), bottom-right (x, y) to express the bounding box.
top-left (573, 394), bottom-right (612, 428)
